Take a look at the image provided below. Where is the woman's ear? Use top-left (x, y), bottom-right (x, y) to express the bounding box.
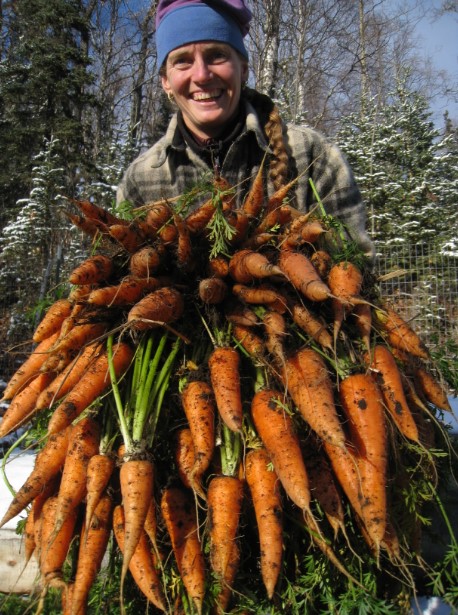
top-left (161, 74), bottom-right (171, 96)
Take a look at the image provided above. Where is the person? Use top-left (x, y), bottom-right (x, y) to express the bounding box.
top-left (117, 0), bottom-right (374, 258)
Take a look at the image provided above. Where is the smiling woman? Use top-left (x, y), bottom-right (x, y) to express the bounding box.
top-left (117, 0), bottom-right (374, 258)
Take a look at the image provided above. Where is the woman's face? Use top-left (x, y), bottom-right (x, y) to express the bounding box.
top-left (161, 42), bottom-right (248, 140)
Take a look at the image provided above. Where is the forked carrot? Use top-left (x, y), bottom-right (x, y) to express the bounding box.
top-left (208, 346), bottom-right (243, 432)
top-left (113, 504), bottom-right (167, 612)
top-left (53, 417), bottom-right (101, 534)
top-left (278, 250), bottom-right (332, 302)
top-left (181, 381), bottom-right (215, 495)
top-left (232, 283), bottom-right (288, 313)
top-left (71, 493), bottom-right (113, 615)
top-left (339, 373), bottom-right (388, 552)
top-left (2, 332), bottom-right (60, 401)
top-left (207, 475), bottom-right (244, 579)
top-left (251, 389), bottom-right (311, 512)
top-left (0, 427), bottom-right (71, 528)
top-left (33, 299), bottom-right (73, 343)
top-left (368, 345), bottom-right (419, 442)
top-left (160, 485), bottom-right (206, 615)
top-left (119, 458), bottom-right (154, 590)
top-left (245, 448), bottom-right (283, 599)
top-left (84, 453), bottom-right (116, 531)
top-left (282, 348), bottom-right (346, 448)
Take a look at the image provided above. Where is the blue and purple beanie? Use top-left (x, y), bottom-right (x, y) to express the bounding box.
top-left (156, 0), bottom-right (252, 67)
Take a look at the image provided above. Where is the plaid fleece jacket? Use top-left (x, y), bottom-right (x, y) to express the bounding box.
top-left (117, 100), bottom-right (374, 256)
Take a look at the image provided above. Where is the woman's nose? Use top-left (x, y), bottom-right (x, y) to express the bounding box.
top-left (193, 58), bottom-right (213, 82)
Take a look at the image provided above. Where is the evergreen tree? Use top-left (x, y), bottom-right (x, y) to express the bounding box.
top-left (0, 0), bottom-right (94, 227)
top-left (336, 74), bottom-right (458, 255)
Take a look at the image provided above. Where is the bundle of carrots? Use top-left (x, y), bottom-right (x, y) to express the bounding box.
top-left (0, 169), bottom-right (455, 615)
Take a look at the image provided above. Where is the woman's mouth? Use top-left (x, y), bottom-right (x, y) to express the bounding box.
top-left (192, 90), bottom-right (223, 101)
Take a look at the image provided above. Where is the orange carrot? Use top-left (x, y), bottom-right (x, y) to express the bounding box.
top-left (87, 276), bottom-right (161, 306)
top-left (245, 448), bottom-right (283, 598)
top-left (142, 202), bottom-right (173, 237)
top-left (66, 211), bottom-right (107, 240)
top-left (339, 373), bottom-right (388, 551)
top-left (127, 287), bottom-right (184, 330)
top-left (0, 427), bottom-right (70, 528)
top-left (207, 475), bottom-right (243, 579)
top-left (48, 321), bottom-right (108, 359)
top-left (36, 342), bottom-right (102, 410)
top-left (310, 249), bottom-right (333, 278)
top-left (251, 389), bottom-right (311, 511)
top-left (232, 324), bottom-right (265, 359)
top-left (54, 417), bottom-right (101, 533)
top-left (84, 453), bottom-right (116, 531)
top-left (278, 250), bottom-right (332, 302)
top-left (254, 204), bottom-right (292, 234)
top-left (282, 219), bottom-right (326, 250)
top-left (208, 256), bottom-right (230, 278)
top-left (69, 254), bottom-right (114, 286)
top-left (175, 428), bottom-right (195, 490)
top-left (414, 366), bottom-right (452, 412)
top-left (71, 198), bottom-right (125, 228)
top-left (232, 283), bottom-right (288, 313)
top-left (327, 261), bottom-right (363, 303)
top-left (263, 311), bottom-right (287, 368)
top-left (241, 231), bottom-right (276, 250)
top-left (33, 299), bottom-right (73, 343)
top-left (160, 485), bottom-right (206, 614)
top-left (113, 504), bottom-right (167, 612)
top-left (323, 441), bottom-right (363, 521)
top-left (241, 158), bottom-right (265, 218)
top-left (185, 197), bottom-right (216, 233)
top-left (198, 277), bottom-right (228, 304)
top-left (0, 371), bottom-right (55, 437)
top-left (353, 302), bottom-right (372, 354)
top-left (129, 246), bottom-right (162, 278)
top-left (39, 494), bottom-right (78, 586)
top-left (290, 302), bottom-right (333, 351)
top-left (225, 304), bottom-right (259, 327)
top-left (212, 542), bottom-right (240, 614)
top-left (282, 348), bottom-right (346, 448)
top-left (228, 249), bottom-right (283, 284)
top-left (226, 209), bottom-right (250, 245)
top-left (144, 497), bottom-right (160, 558)
top-left (181, 381), bottom-right (215, 495)
top-left (47, 341), bottom-right (133, 434)
top-left (2, 332), bottom-right (60, 400)
top-left (108, 222), bottom-right (145, 253)
top-left (71, 493), bottom-right (113, 615)
top-left (119, 458), bottom-right (154, 590)
top-left (368, 345), bottom-right (419, 442)
top-left (208, 346), bottom-right (243, 432)
top-left (265, 175), bottom-right (300, 212)
top-left (374, 307), bottom-right (429, 359)
top-left (23, 508), bottom-right (36, 565)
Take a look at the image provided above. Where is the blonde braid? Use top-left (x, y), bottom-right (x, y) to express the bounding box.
top-left (245, 89), bottom-right (290, 191)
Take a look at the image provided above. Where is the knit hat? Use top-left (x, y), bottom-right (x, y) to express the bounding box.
top-left (156, 0), bottom-right (252, 68)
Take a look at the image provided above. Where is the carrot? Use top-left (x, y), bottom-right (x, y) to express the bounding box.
top-left (226, 210), bottom-right (250, 245)
top-left (278, 250), bottom-right (333, 302)
top-left (0, 371), bottom-right (55, 437)
top-left (69, 254), bottom-right (114, 286)
top-left (208, 346), bottom-right (243, 432)
top-left (282, 348), bottom-right (346, 448)
top-left (174, 213), bottom-right (193, 267)
top-left (47, 341), bottom-right (134, 434)
top-left (39, 494), bottom-right (78, 586)
top-left (181, 380), bottom-right (215, 495)
top-left (48, 321), bottom-right (109, 359)
top-left (160, 485), bottom-right (206, 614)
top-left (251, 389), bottom-right (311, 512)
top-left (119, 458), bottom-right (154, 590)
top-left (241, 158), bottom-right (265, 218)
top-left (212, 541), bottom-right (240, 615)
top-left (71, 493), bottom-right (113, 615)
top-left (185, 197), bottom-right (216, 233)
top-left (127, 287), bottom-right (184, 330)
top-left (290, 302), bottom-right (333, 351)
top-left (158, 222), bottom-right (178, 244)
top-left (368, 345), bottom-right (419, 442)
top-left (113, 504), bottom-right (167, 612)
top-left (23, 508), bottom-right (37, 565)
top-left (327, 261), bottom-right (363, 303)
top-left (339, 373), bottom-right (388, 551)
top-left (198, 277), bottom-right (228, 304)
top-left (225, 304), bottom-right (259, 327)
top-left (68, 284), bottom-right (96, 303)
top-left (207, 475), bottom-right (244, 579)
top-left (54, 417), bottom-right (101, 534)
top-left (71, 198), bottom-right (125, 228)
top-left (2, 332), bottom-right (60, 400)
top-left (228, 249), bottom-right (283, 284)
top-left (413, 366), bottom-right (452, 412)
top-left (84, 453), bottom-right (116, 531)
top-left (33, 299), bottom-right (73, 343)
top-left (374, 307), bottom-right (429, 359)
top-left (144, 496), bottom-right (161, 559)
top-left (232, 283), bottom-right (288, 314)
top-left (208, 256), bottom-right (230, 278)
top-left (323, 441), bottom-right (363, 522)
top-left (265, 174), bottom-right (300, 212)
top-left (175, 428), bottom-right (195, 490)
top-left (353, 302), bottom-right (373, 354)
top-left (87, 276), bottom-right (161, 306)
top-left (245, 448), bottom-right (283, 598)
top-left (310, 249), bottom-right (332, 278)
top-left (263, 311), bottom-right (287, 368)
top-left (0, 427), bottom-right (70, 528)
top-left (254, 204), bottom-right (292, 234)
top-left (232, 324), bottom-right (265, 359)
top-left (36, 342), bottom-right (102, 410)
top-left (108, 222), bottom-right (145, 253)
top-left (129, 246), bottom-right (162, 278)
top-left (282, 219), bottom-right (326, 250)
top-left (142, 202), bottom-right (173, 237)
top-left (66, 211), bottom-right (107, 240)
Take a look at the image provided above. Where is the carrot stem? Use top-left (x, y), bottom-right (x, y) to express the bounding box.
top-left (107, 335), bottom-right (131, 451)
top-left (220, 424), bottom-right (241, 477)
